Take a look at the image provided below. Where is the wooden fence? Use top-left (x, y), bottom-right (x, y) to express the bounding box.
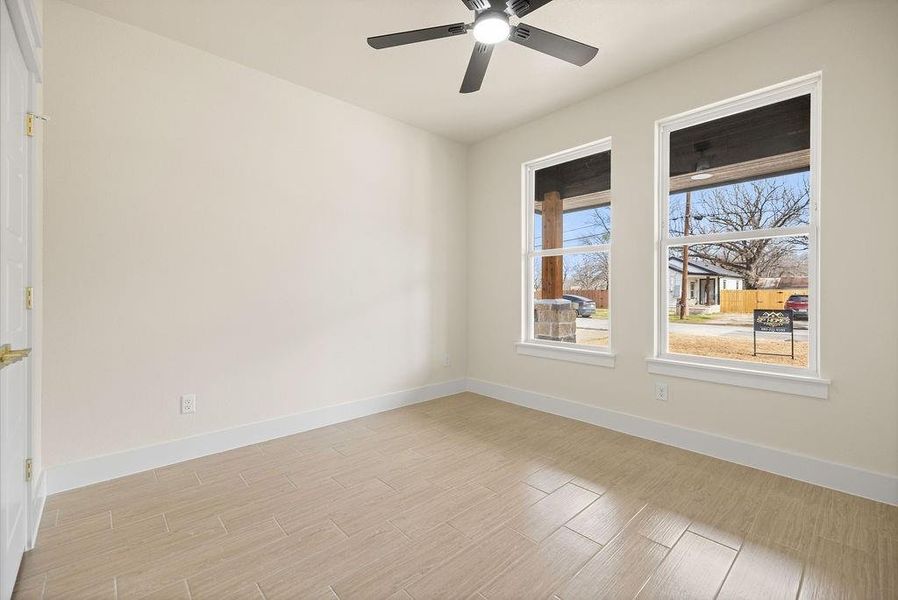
top-left (563, 290), bottom-right (609, 308)
top-left (720, 289), bottom-right (808, 313)
top-left (535, 290), bottom-right (609, 308)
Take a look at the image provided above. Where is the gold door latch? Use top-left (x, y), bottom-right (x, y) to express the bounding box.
top-left (0, 344), bottom-right (31, 368)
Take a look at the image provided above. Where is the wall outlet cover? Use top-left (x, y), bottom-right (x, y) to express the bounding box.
top-left (180, 394), bottom-right (197, 414)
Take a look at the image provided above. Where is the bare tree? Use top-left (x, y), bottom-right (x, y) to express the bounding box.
top-left (565, 206), bottom-right (611, 291)
top-left (670, 177), bottom-right (810, 289)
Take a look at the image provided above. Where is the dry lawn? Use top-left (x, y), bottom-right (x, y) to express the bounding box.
top-left (669, 333), bottom-right (808, 367)
top-left (577, 329), bottom-right (609, 347)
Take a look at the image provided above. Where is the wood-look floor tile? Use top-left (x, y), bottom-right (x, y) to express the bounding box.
top-left (566, 488), bottom-right (646, 545)
top-left (41, 517), bottom-right (227, 598)
top-left (687, 483), bottom-right (762, 550)
top-left (626, 502), bottom-right (693, 549)
top-left (477, 456), bottom-right (552, 494)
top-left (116, 517), bottom-right (283, 598)
top-left (332, 480), bottom-right (444, 537)
top-left (21, 394), bottom-right (886, 599)
top-left (331, 523), bottom-right (468, 600)
top-left (19, 514), bottom-right (168, 578)
top-left (390, 483), bottom-right (495, 539)
top-left (879, 503), bottom-right (898, 541)
top-left (558, 530), bottom-right (669, 599)
top-left (717, 539), bottom-right (803, 600)
top-left (448, 482), bottom-right (547, 539)
top-left (10, 574), bottom-right (45, 600)
top-left (510, 483), bottom-right (598, 542)
top-left (879, 534), bottom-right (897, 600)
top-left (34, 510), bottom-right (111, 549)
top-left (44, 578), bottom-right (116, 599)
top-left (38, 509), bottom-right (59, 530)
top-left (816, 490), bottom-right (881, 553)
top-left (141, 579), bottom-right (192, 600)
top-left (257, 523), bottom-right (408, 600)
top-left (525, 463), bottom-right (577, 494)
top-left (636, 531), bottom-right (736, 599)
top-left (481, 526), bottom-right (601, 599)
top-left (163, 474), bottom-right (295, 534)
top-left (406, 527), bottom-right (535, 600)
top-left (187, 520), bottom-right (346, 599)
top-left (219, 475), bottom-right (343, 533)
top-left (799, 535), bottom-right (880, 599)
top-left (275, 477), bottom-right (395, 535)
top-left (748, 477), bottom-right (827, 554)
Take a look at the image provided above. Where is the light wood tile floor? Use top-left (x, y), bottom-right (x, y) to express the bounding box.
top-left (15, 393), bottom-right (897, 599)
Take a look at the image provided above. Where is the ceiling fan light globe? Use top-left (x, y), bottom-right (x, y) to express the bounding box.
top-left (473, 15), bottom-right (511, 44)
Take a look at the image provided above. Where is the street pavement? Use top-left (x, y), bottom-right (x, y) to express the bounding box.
top-left (576, 316), bottom-right (809, 342)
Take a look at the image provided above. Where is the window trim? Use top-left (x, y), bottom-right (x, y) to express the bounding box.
top-left (521, 137), bottom-right (614, 364)
top-left (652, 73), bottom-right (825, 389)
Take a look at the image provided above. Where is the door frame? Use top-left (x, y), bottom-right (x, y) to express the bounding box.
top-left (2, 0), bottom-right (41, 551)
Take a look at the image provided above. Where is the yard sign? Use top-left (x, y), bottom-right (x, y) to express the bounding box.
top-left (753, 309), bottom-right (795, 359)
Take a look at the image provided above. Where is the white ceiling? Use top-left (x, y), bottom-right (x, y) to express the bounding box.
top-left (59, 0), bottom-right (828, 143)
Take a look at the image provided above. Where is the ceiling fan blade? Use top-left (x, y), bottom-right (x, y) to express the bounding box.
top-left (460, 42), bottom-right (494, 93)
top-left (461, 0), bottom-right (491, 10)
top-left (509, 23), bottom-right (598, 66)
top-left (507, 0), bottom-right (555, 18)
top-left (367, 23), bottom-right (467, 49)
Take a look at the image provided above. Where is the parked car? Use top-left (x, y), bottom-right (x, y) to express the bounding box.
top-left (784, 294), bottom-right (808, 319)
top-left (563, 294), bottom-right (597, 318)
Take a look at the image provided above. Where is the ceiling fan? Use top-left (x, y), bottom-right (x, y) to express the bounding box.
top-left (367, 0), bottom-right (598, 94)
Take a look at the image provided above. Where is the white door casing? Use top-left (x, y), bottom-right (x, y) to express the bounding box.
top-left (0, 0), bottom-right (34, 596)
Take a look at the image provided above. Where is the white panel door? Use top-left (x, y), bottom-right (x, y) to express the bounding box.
top-left (0, 0), bottom-right (32, 597)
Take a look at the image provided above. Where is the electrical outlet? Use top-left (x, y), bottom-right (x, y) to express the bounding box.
top-left (655, 383), bottom-right (668, 402)
top-left (443, 353), bottom-right (451, 367)
top-left (180, 394), bottom-right (196, 414)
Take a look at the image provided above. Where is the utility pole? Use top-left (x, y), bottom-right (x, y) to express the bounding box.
top-left (678, 191), bottom-right (691, 319)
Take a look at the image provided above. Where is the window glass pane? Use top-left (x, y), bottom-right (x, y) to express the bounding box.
top-left (532, 253), bottom-right (609, 348)
top-left (666, 238), bottom-right (809, 367)
top-left (533, 150), bottom-right (611, 251)
top-left (668, 94), bottom-right (811, 238)
top-left (668, 172), bottom-right (810, 238)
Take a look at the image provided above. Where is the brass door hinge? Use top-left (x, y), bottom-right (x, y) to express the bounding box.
top-left (25, 286), bottom-right (33, 310)
top-left (25, 113), bottom-right (49, 137)
top-left (25, 458), bottom-right (32, 482)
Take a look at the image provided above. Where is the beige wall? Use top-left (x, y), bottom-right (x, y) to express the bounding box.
top-left (41, 1), bottom-right (467, 468)
top-left (30, 0), bottom-right (45, 495)
top-left (466, 0), bottom-right (898, 476)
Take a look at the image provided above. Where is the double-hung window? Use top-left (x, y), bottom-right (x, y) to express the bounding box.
top-left (518, 138), bottom-right (614, 367)
top-left (651, 75), bottom-right (827, 397)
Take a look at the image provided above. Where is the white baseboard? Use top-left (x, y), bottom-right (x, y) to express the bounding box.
top-left (46, 379), bottom-right (466, 495)
top-left (466, 378), bottom-right (898, 506)
top-left (28, 470), bottom-right (47, 549)
top-left (44, 376), bottom-right (897, 506)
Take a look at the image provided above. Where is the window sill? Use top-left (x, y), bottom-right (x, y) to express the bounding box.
top-left (516, 342), bottom-right (615, 368)
top-left (645, 357), bottom-right (829, 399)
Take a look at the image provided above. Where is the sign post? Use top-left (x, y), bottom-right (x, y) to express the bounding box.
top-left (753, 309), bottom-right (794, 359)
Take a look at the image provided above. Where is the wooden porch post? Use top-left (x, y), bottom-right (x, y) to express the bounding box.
top-left (541, 191), bottom-right (563, 299)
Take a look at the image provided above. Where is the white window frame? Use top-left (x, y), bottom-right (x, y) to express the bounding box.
top-left (517, 137), bottom-right (615, 367)
top-left (649, 74), bottom-right (829, 398)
